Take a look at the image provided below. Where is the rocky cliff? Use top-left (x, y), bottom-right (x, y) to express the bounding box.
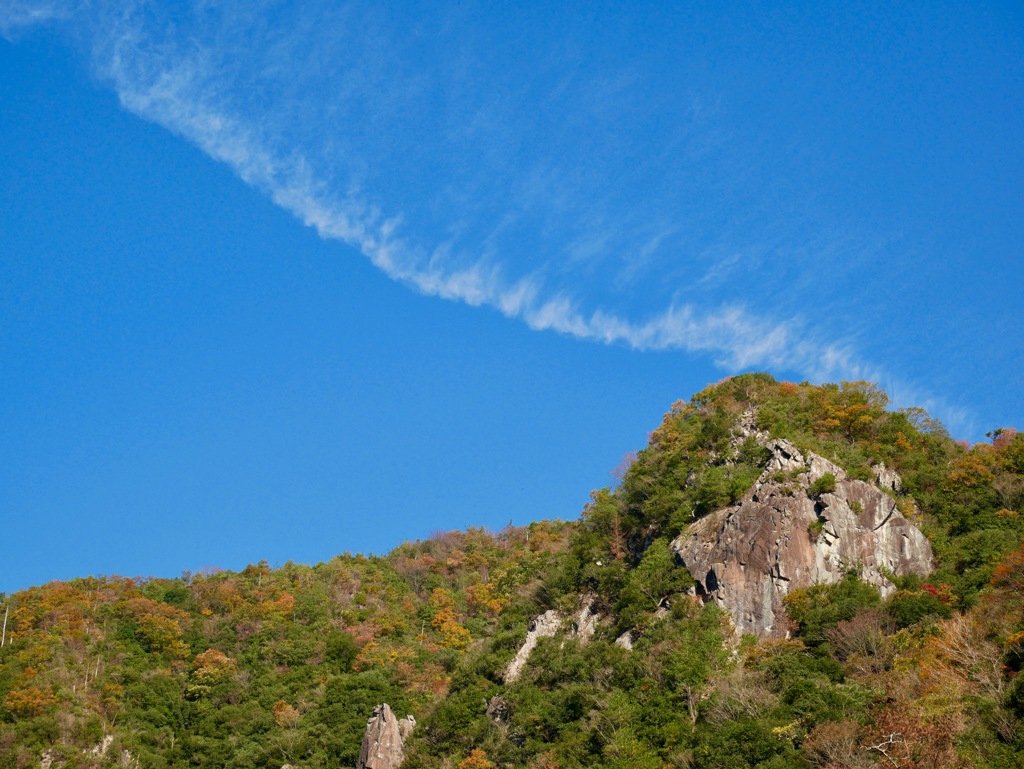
top-left (671, 433), bottom-right (933, 637)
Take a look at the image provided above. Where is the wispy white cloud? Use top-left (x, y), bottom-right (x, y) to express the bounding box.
top-left (4, 0), bottom-right (972, 435)
top-left (66, 4), bottom-right (820, 371)
top-left (0, 1), bottom-right (77, 38)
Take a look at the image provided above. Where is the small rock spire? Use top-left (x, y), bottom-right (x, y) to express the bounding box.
top-left (356, 703), bottom-right (415, 769)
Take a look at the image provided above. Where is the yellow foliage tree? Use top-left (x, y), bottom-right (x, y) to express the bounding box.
top-left (429, 588), bottom-right (472, 649)
top-left (465, 582), bottom-right (507, 616)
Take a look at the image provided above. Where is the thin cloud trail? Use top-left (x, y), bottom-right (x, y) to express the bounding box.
top-left (1, 1), bottom-right (973, 435)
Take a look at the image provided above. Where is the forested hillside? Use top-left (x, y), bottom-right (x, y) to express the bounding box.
top-left (2, 374), bottom-right (1022, 768)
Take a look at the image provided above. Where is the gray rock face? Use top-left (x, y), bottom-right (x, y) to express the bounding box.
top-left (567, 596), bottom-right (599, 644)
top-left (731, 409), bottom-right (771, 450)
top-left (504, 597), bottom-right (606, 678)
top-left (503, 609), bottom-right (562, 682)
top-left (671, 438), bottom-right (933, 638)
top-left (873, 462), bottom-right (903, 493)
top-left (357, 704), bottom-right (415, 769)
top-left (398, 715), bottom-right (416, 742)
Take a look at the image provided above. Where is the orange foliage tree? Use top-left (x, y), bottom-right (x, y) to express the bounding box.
top-left (3, 685), bottom-right (58, 719)
top-left (458, 748), bottom-right (495, 769)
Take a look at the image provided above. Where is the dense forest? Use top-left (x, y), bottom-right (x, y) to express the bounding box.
top-left (2, 373), bottom-right (1022, 768)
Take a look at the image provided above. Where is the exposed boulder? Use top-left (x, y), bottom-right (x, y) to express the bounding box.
top-left (357, 703), bottom-right (415, 769)
top-left (504, 610), bottom-right (561, 682)
top-left (672, 439), bottom-right (933, 637)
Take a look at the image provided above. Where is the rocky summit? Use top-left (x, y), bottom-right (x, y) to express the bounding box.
top-left (672, 433), bottom-right (934, 637)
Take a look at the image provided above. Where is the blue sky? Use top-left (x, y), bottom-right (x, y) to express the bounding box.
top-left (2, 1), bottom-right (1022, 593)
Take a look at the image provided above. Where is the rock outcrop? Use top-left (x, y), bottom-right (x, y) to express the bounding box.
top-left (88, 735), bottom-right (114, 757)
top-left (504, 610), bottom-right (561, 683)
top-left (672, 438), bottom-right (933, 637)
top-left (356, 704), bottom-right (415, 769)
top-left (486, 694), bottom-right (510, 725)
top-left (503, 596), bottom-right (601, 681)
top-left (40, 737), bottom-right (136, 769)
top-left (873, 462), bottom-right (903, 493)
top-left (567, 596), bottom-right (599, 644)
